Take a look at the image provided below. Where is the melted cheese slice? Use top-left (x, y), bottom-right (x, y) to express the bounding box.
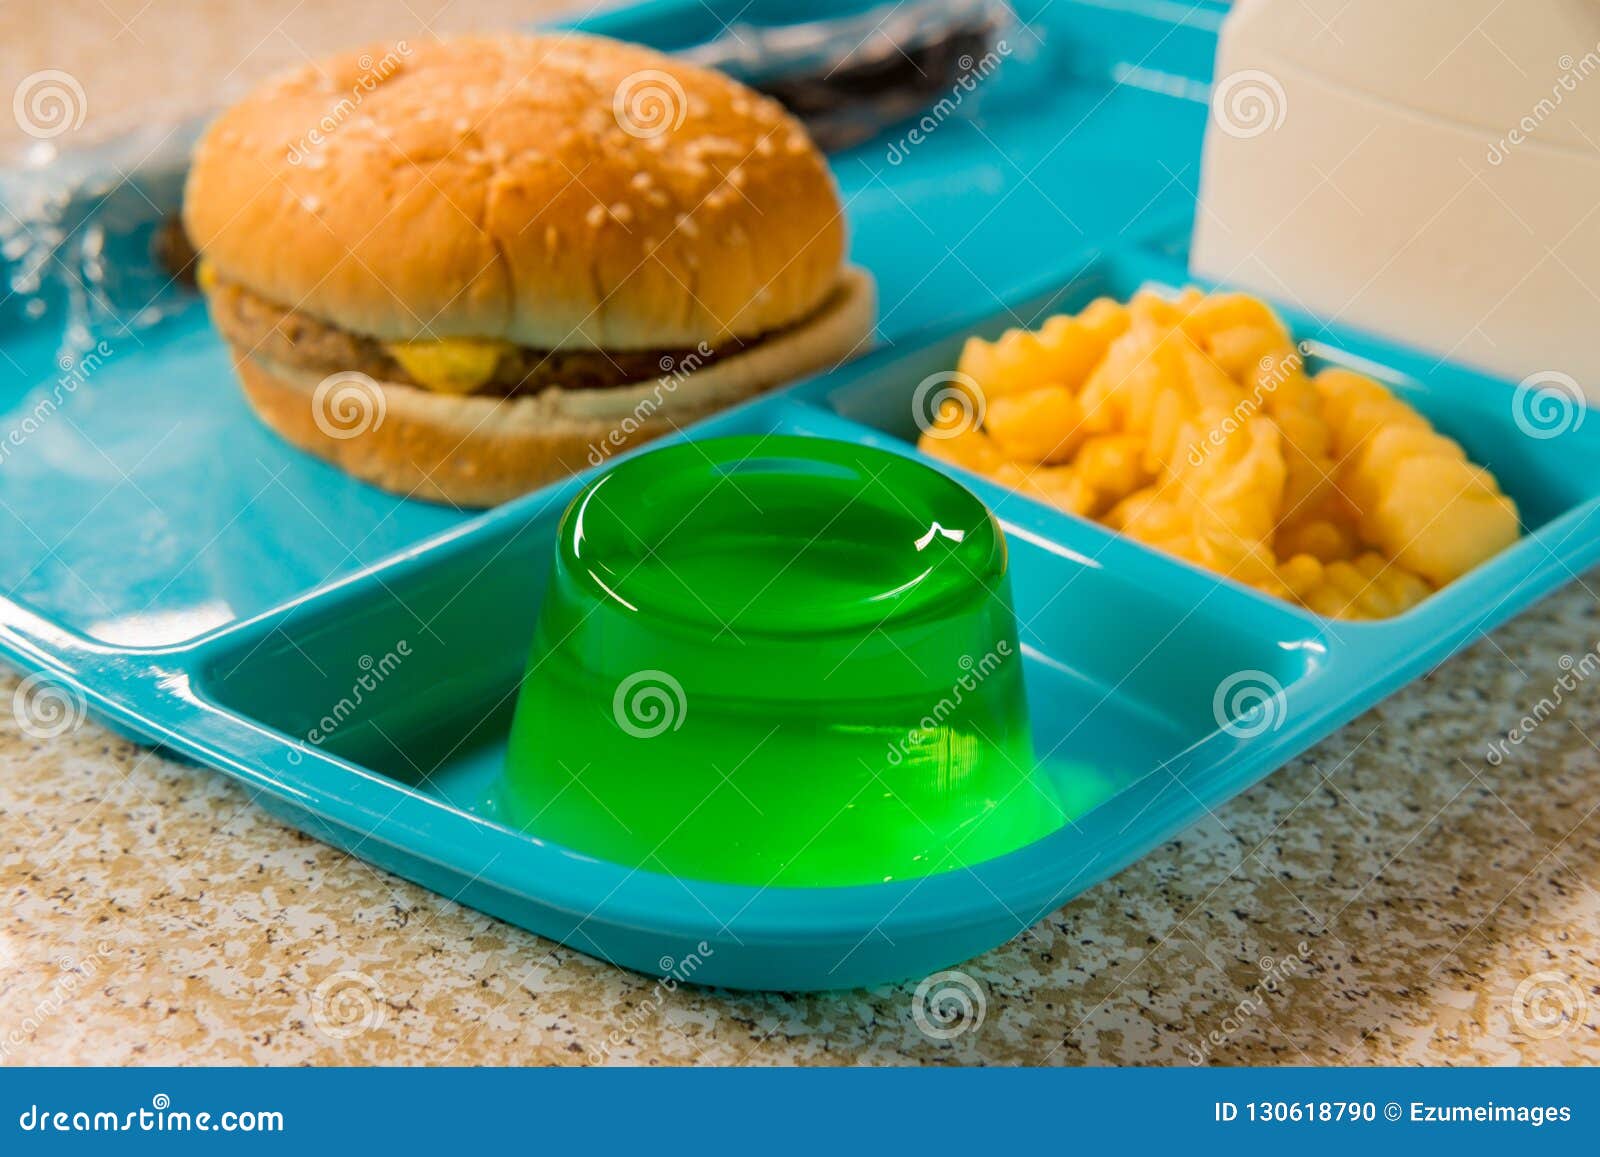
top-left (384, 338), bottom-right (513, 394)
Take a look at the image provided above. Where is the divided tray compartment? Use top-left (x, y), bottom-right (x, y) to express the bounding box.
top-left (802, 246), bottom-right (1600, 635)
top-left (3, 0), bottom-right (1598, 990)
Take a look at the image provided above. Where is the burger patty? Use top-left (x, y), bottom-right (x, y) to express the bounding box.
top-left (204, 276), bottom-right (743, 395)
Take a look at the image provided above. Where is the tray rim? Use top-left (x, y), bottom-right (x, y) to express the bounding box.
top-left (7, 280), bottom-right (1596, 954)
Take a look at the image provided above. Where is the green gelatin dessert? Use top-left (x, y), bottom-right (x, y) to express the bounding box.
top-left (501, 434), bottom-right (1062, 887)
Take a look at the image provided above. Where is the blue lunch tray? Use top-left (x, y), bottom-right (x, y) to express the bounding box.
top-left (2, 0), bottom-right (1596, 990)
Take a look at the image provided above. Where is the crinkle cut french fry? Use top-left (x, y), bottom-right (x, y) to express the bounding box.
top-left (916, 291), bottom-right (1520, 617)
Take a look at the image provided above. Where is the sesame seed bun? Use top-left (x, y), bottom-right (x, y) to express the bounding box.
top-left (182, 31), bottom-right (876, 506)
top-left (182, 32), bottom-right (850, 350)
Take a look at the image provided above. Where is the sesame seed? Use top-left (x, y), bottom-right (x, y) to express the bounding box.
top-left (585, 204), bottom-right (607, 228)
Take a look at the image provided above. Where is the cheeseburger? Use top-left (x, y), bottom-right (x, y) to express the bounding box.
top-left (183, 33), bottom-right (874, 505)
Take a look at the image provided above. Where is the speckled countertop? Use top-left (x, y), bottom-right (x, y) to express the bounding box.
top-left (4, 578), bottom-right (1600, 1065)
top-left (3, 1), bottom-right (1599, 1066)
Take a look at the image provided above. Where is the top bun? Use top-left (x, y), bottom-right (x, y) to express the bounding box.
top-left (183, 33), bottom-right (848, 350)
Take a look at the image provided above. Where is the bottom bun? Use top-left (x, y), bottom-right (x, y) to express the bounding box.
top-left (229, 267), bottom-right (876, 507)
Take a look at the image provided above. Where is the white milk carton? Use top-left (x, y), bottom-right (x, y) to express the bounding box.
top-left (1191, 0), bottom-right (1600, 404)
